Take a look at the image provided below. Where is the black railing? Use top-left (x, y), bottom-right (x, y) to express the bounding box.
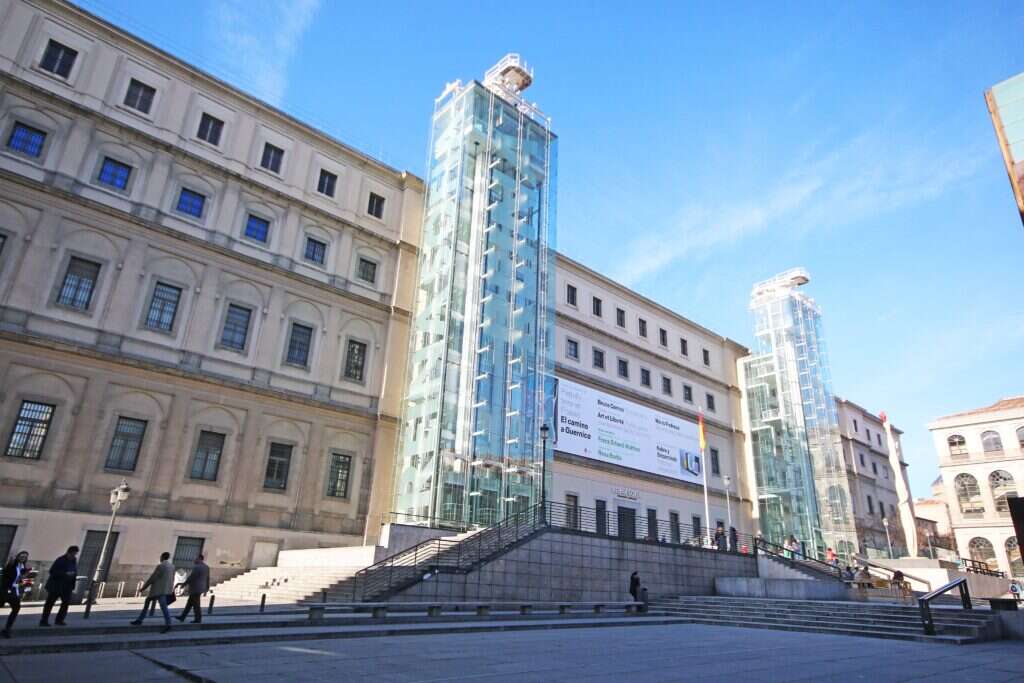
top-left (918, 577), bottom-right (971, 635)
top-left (754, 537), bottom-right (843, 580)
top-left (962, 558), bottom-right (1005, 578)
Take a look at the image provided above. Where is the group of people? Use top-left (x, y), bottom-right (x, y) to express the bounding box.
top-left (0, 545), bottom-right (209, 638)
top-left (711, 524), bottom-right (739, 553)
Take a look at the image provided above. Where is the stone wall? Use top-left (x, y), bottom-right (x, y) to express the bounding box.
top-left (390, 528), bottom-right (758, 602)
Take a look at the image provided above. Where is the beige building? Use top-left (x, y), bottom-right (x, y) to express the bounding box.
top-left (0, 0), bottom-right (422, 584)
top-left (929, 396), bottom-right (1024, 578)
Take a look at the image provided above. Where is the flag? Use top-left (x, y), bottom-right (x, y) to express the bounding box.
top-left (698, 412), bottom-right (706, 451)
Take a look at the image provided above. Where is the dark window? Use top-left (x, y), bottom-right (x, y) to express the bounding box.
top-left (596, 499), bottom-right (607, 535)
top-left (680, 338), bottom-right (689, 356)
top-left (344, 339), bottom-right (367, 382)
top-left (692, 515), bottom-right (702, 540)
top-left (659, 328), bottom-right (668, 347)
top-left (367, 192), bottom-right (385, 218)
top-left (260, 143), bottom-right (284, 173)
top-left (5, 401), bottom-right (55, 459)
top-left (566, 284), bottom-right (577, 306)
top-left (79, 530), bottom-right (118, 582)
top-left (638, 319), bottom-right (647, 337)
top-left (57, 257), bottom-right (101, 310)
top-left (702, 348), bottom-right (711, 366)
top-left (872, 462), bottom-right (878, 475)
top-left (264, 443), bottom-right (292, 490)
top-left (617, 358), bottom-right (629, 379)
top-left (877, 433), bottom-right (882, 446)
top-left (317, 169), bottom-right (337, 197)
top-left (616, 308), bottom-right (625, 327)
top-left (662, 376), bottom-right (672, 395)
top-left (220, 304), bottom-right (252, 351)
top-left (683, 385), bottom-right (693, 403)
top-left (859, 452), bottom-right (866, 466)
top-left (640, 368), bottom-right (651, 387)
top-left (565, 338), bottom-right (579, 360)
top-left (304, 237), bottom-right (327, 265)
top-left (326, 452), bottom-right (352, 498)
top-left (40, 40), bottom-right (77, 78)
top-left (865, 428), bottom-right (871, 442)
top-left (669, 512), bottom-right (680, 544)
top-left (0, 234), bottom-right (6, 258)
top-left (145, 282), bottom-right (182, 332)
top-left (173, 536), bottom-right (204, 568)
top-left (357, 258), bottom-right (377, 284)
top-left (190, 431), bottom-right (224, 481)
top-left (853, 419), bottom-right (859, 432)
top-left (710, 448), bottom-right (720, 476)
top-left (105, 417), bottom-right (147, 471)
top-left (706, 393), bottom-right (716, 412)
top-left (97, 157), bottom-right (132, 190)
top-left (566, 494), bottom-right (580, 529)
top-left (592, 297), bottom-right (602, 317)
top-left (867, 495), bottom-right (874, 515)
top-left (196, 113), bottom-right (223, 145)
top-left (123, 79), bottom-right (155, 114)
top-left (592, 348), bottom-right (605, 370)
top-left (0, 525), bottom-right (16, 568)
top-left (244, 214), bottom-right (270, 242)
top-left (7, 122), bottom-right (46, 157)
top-left (647, 508), bottom-right (658, 541)
top-left (176, 188), bottom-right (206, 218)
top-left (285, 322), bottom-right (313, 367)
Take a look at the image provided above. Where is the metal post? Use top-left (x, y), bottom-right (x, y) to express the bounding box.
top-left (207, 593), bottom-right (215, 615)
top-left (260, 593), bottom-right (267, 613)
top-left (927, 534), bottom-right (935, 560)
top-left (883, 518), bottom-right (893, 559)
top-left (84, 480), bottom-right (129, 619)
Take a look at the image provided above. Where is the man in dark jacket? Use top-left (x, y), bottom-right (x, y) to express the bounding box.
top-left (40, 545), bottom-right (79, 626)
top-left (629, 571), bottom-right (640, 601)
top-left (175, 554), bottom-right (210, 624)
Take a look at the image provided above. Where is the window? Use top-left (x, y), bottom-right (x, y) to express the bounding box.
top-left (990, 470), bottom-right (1017, 517)
top-left (680, 338), bottom-right (688, 356)
top-left (57, 257), bottom-right (101, 310)
top-left (616, 308), bottom-right (626, 327)
top-left (596, 499), bottom-right (608, 536)
top-left (1007, 537), bottom-right (1024, 578)
top-left (877, 433), bottom-right (882, 446)
top-left (285, 322), bottom-right (313, 367)
top-left (592, 296), bottom-right (602, 317)
top-left (706, 393), bottom-right (716, 412)
top-left (260, 143), bottom-right (284, 173)
top-left (647, 508), bottom-right (658, 541)
top-left (947, 434), bottom-right (968, 458)
top-left (702, 348), bottom-right (711, 366)
top-left (143, 281), bottom-right (182, 332)
top-left (659, 328), bottom-right (668, 347)
top-left (80, 530), bottom-right (118, 582)
top-left (710, 448), bottom-right (720, 476)
top-left (7, 122), bottom-right (46, 157)
top-left (683, 385), bottom-right (693, 403)
top-left (219, 304), bottom-right (252, 351)
top-left (196, 113), bottom-right (223, 145)
top-left (871, 461), bottom-right (878, 475)
top-left (617, 358), bottom-right (629, 379)
top-left (853, 419), bottom-right (859, 432)
top-left (367, 192), bottom-right (385, 219)
top-left (244, 214), bottom-right (270, 243)
top-left (640, 368), bottom-right (651, 387)
top-left (859, 452), bottom-right (866, 466)
top-left (662, 376), bottom-right (672, 396)
top-left (669, 512), bottom-right (680, 544)
top-left (123, 79), bottom-right (155, 114)
top-left (5, 401), bottom-right (55, 459)
top-left (955, 473), bottom-right (984, 516)
top-left (0, 526), bottom-right (16, 571)
top-left (692, 515), bottom-right (702, 540)
top-left (173, 536), bottom-right (205, 568)
top-left (96, 157), bottom-right (132, 190)
top-left (566, 284), bottom-right (577, 306)
top-left (982, 430), bottom-right (1004, 453)
top-left (592, 348), bottom-right (605, 370)
top-left (316, 169), bottom-right (338, 197)
top-left (176, 188), bottom-right (206, 218)
top-left (638, 319), bottom-right (647, 337)
top-left (326, 452), bottom-right (352, 498)
top-left (357, 258), bottom-right (378, 284)
top-left (866, 495), bottom-right (874, 515)
top-left (190, 430), bottom-right (224, 481)
top-left (1018, 426), bottom-right (1024, 450)
top-left (105, 417), bottom-right (147, 471)
top-left (264, 442), bottom-right (292, 490)
top-left (304, 237), bottom-right (327, 265)
top-left (565, 338), bottom-right (579, 361)
top-left (40, 40), bottom-right (77, 78)
top-left (567, 494), bottom-right (581, 530)
top-left (344, 339), bottom-right (367, 382)
top-left (968, 537), bottom-right (997, 570)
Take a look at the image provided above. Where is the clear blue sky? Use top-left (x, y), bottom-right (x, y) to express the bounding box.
top-left (75, 0), bottom-right (1023, 497)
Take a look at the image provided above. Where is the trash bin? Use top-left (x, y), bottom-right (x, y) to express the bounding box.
top-left (638, 586), bottom-right (649, 612)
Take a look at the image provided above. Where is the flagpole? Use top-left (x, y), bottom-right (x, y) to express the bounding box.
top-left (700, 411), bottom-right (711, 547)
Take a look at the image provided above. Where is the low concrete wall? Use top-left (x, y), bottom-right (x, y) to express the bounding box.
top-left (390, 528), bottom-right (758, 603)
top-left (997, 611), bottom-right (1024, 640)
top-left (870, 558), bottom-right (1011, 598)
top-left (277, 545), bottom-right (384, 569)
top-left (716, 577), bottom-right (860, 601)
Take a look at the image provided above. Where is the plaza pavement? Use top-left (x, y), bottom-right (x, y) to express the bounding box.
top-left (1, 622), bottom-right (1022, 682)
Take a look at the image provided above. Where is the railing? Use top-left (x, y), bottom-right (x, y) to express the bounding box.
top-left (383, 510), bottom-right (473, 532)
top-left (918, 577), bottom-right (971, 635)
top-left (962, 558), bottom-right (1005, 578)
top-left (754, 537), bottom-right (843, 580)
top-left (853, 555), bottom-right (932, 592)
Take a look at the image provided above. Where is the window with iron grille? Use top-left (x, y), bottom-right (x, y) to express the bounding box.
top-left (196, 113), bottom-right (223, 145)
top-left (260, 143), bottom-right (283, 173)
top-left (57, 257), bottom-right (101, 310)
top-left (592, 348), bottom-right (605, 370)
top-left (40, 40), bottom-right (77, 78)
top-left (173, 536), bottom-right (204, 568)
top-left (640, 368), bottom-right (651, 387)
top-left (326, 452), bottom-right (352, 498)
top-left (367, 192), bottom-right (385, 218)
top-left (317, 169), bottom-right (337, 197)
top-left (565, 338), bottom-right (579, 360)
top-left (123, 79), bottom-right (155, 114)
top-left (304, 237), bottom-right (326, 265)
top-left (344, 339), bottom-right (367, 382)
top-left (190, 430), bottom-right (224, 481)
top-left (244, 214), bottom-right (269, 242)
top-left (97, 157), bottom-right (132, 190)
top-left (220, 304), bottom-right (252, 351)
top-left (105, 417), bottom-right (147, 471)
top-left (662, 376), bottom-right (672, 395)
top-left (285, 322), bottom-right (313, 367)
top-left (176, 188), bottom-right (205, 218)
top-left (145, 282), bottom-right (182, 332)
top-left (357, 257), bottom-right (377, 284)
top-left (710, 447), bottom-right (720, 476)
top-left (264, 443), bottom-right (292, 490)
top-left (683, 384), bottom-right (693, 403)
top-left (7, 122), bottom-right (46, 158)
top-left (706, 393), bottom-right (716, 412)
top-left (617, 358), bottom-right (629, 379)
top-left (5, 401), bottom-right (55, 459)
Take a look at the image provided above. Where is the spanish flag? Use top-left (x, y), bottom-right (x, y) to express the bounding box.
top-left (698, 412), bottom-right (706, 451)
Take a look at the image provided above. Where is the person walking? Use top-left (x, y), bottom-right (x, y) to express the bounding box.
top-left (131, 552), bottom-right (175, 633)
top-left (825, 547), bottom-right (837, 566)
top-left (39, 545), bottom-right (78, 627)
top-left (714, 524), bottom-right (727, 552)
top-left (175, 554), bottom-right (209, 624)
top-left (1, 551), bottom-right (29, 638)
top-left (629, 571), bottom-right (640, 601)
top-left (728, 526), bottom-right (738, 553)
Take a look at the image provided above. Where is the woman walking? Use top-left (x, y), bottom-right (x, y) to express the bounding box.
top-left (1, 551), bottom-right (29, 638)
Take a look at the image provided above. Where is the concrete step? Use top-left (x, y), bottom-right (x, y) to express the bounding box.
top-left (652, 600), bottom-right (993, 623)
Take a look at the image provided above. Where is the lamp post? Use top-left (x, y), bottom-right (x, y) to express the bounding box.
top-left (723, 475), bottom-right (733, 534)
top-left (538, 424), bottom-right (550, 524)
top-left (882, 516), bottom-right (893, 559)
top-left (84, 478), bottom-right (130, 619)
top-left (927, 533), bottom-right (936, 560)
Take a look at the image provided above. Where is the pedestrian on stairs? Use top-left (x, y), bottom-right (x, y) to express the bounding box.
top-left (629, 571), bottom-right (640, 601)
top-left (131, 552), bottom-right (176, 633)
top-left (175, 554), bottom-right (210, 624)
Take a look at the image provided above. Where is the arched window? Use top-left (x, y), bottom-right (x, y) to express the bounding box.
top-left (1017, 426), bottom-right (1024, 450)
top-left (981, 431), bottom-right (1004, 453)
top-left (955, 474), bottom-right (984, 516)
top-left (1007, 537), bottom-right (1024, 578)
top-left (947, 434), bottom-right (967, 458)
top-left (989, 470), bottom-right (1018, 517)
top-left (968, 537), bottom-right (997, 569)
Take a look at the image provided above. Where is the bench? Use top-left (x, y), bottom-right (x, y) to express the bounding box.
top-left (305, 600), bottom-right (644, 621)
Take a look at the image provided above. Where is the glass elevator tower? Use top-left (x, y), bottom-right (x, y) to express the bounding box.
top-left (394, 55), bottom-right (557, 528)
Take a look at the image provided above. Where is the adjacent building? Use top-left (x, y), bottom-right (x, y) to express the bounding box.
top-left (929, 397), bottom-right (1024, 578)
top-left (985, 71), bottom-right (1024, 227)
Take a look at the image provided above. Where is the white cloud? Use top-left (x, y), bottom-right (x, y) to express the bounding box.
top-left (208, 0), bottom-right (321, 106)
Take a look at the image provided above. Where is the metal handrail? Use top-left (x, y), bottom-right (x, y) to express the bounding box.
top-left (962, 558), bottom-right (1005, 578)
top-left (918, 577), bottom-right (971, 635)
top-left (755, 538), bottom-right (843, 580)
top-left (854, 555), bottom-right (932, 592)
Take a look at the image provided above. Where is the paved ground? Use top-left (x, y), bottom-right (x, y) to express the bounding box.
top-left (1, 623), bottom-right (1022, 682)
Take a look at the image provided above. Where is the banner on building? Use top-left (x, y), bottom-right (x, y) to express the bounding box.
top-left (554, 377), bottom-right (703, 485)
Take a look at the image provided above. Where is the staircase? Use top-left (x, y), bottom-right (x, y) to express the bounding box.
top-left (210, 565), bottom-right (364, 603)
top-left (649, 596), bottom-right (1001, 644)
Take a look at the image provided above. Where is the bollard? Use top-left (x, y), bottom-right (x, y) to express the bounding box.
top-left (321, 589), bottom-right (327, 604)
top-left (207, 593), bottom-right (215, 615)
top-left (260, 593), bottom-right (267, 613)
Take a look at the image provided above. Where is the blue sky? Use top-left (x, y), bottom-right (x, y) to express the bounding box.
top-left (75, 0), bottom-right (1023, 497)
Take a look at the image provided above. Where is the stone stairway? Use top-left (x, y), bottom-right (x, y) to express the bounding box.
top-left (648, 596), bottom-right (1001, 644)
top-left (210, 565), bottom-right (363, 603)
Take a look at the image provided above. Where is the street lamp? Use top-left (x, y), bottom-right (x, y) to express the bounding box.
top-left (927, 533), bottom-right (936, 560)
top-left (84, 478), bottom-right (130, 619)
top-left (539, 423), bottom-right (550, 522)
top-left (723, 475), bottom-right (733, 535)
top-left (882, 516), bottom-right (893, 559)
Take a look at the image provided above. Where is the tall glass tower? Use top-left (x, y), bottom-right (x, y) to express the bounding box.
top-left (393, 55), bottom-right (557, 528)
top-left (740, 269), bottom-right (859, 560)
